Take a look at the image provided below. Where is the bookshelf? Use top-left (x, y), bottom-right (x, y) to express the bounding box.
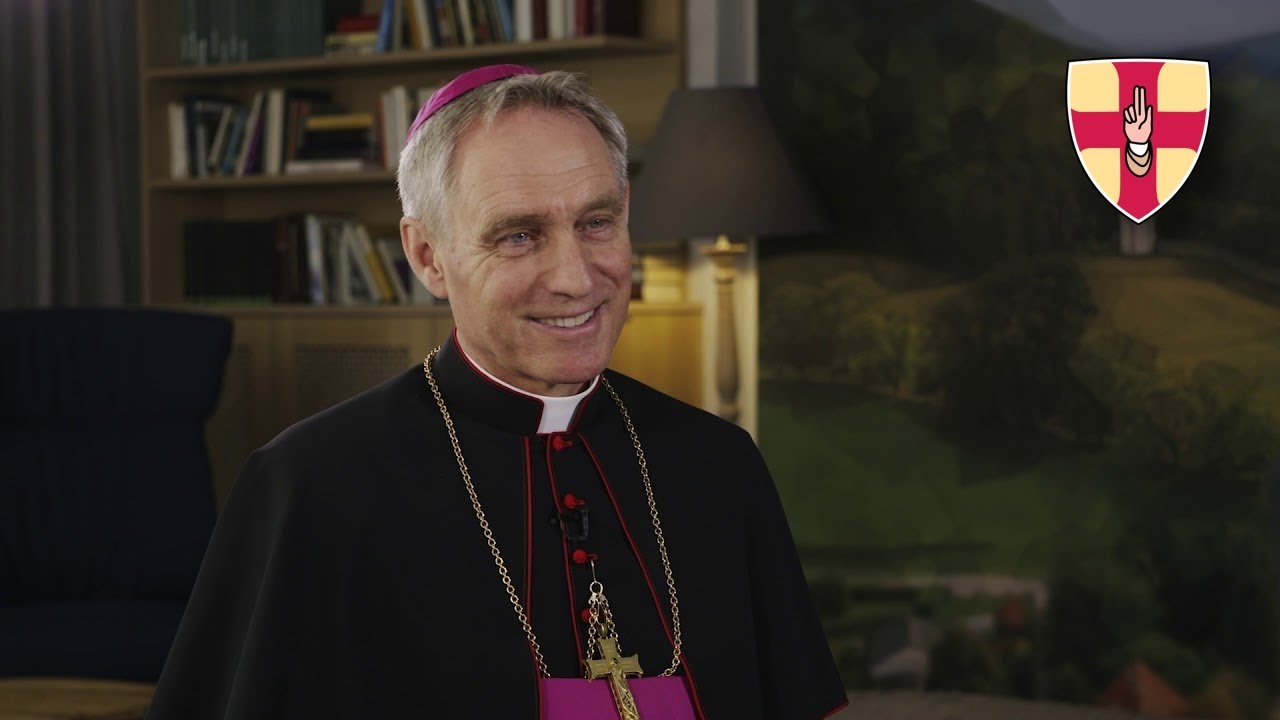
top-left (135, 0), bottom-right (698, 505)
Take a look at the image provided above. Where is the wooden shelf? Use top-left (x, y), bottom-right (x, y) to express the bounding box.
top-left (149, 171), bottom-right (397, 191)
top-left (136, 0), bottom-right (697, 471)
top-left (146, 36), bottom-right (675, 81)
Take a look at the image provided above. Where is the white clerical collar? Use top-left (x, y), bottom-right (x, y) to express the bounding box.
top-left (469, 357), bottom-right (598, 435)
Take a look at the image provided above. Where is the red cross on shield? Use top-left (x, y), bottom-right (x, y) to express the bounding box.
top-left (1067, 59), bottom-right (1210, 224)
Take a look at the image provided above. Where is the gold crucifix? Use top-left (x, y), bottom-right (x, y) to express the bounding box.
top-left (586, 636), bottom-right (644, 720)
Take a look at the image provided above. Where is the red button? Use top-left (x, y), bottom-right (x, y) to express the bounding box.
top-left (563, 493), bottom-right (585, 510)
top-left (572, 549), bottom-right (589, 565)
top-left (581, 608), bottom-right (594, 624)
top-left (551, 434), bottom-right (575, 452)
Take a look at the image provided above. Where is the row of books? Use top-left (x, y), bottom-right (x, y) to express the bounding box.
top-left (168, 85), bottom-right (436, 179)
top-left (177, 0), bottom-right (640, 65)
top-left (183, 215), bottom-right (439, 306)
top-left (373, 0), bottom-right (639, 53)
top-left (178, 0), bottom-right (325, 65)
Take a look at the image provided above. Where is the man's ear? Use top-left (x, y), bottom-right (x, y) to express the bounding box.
top-left (400, 216), bottom-right (448, 300)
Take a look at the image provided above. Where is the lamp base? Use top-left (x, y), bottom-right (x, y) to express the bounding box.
top-left (700, 235), bottom-right (747, 423)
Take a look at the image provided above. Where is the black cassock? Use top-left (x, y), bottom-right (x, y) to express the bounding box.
top-left (148, 334), bottom-right (846, 719)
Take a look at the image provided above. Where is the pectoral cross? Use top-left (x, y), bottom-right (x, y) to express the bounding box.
top-left (586, 636), bottom-right (643, 720)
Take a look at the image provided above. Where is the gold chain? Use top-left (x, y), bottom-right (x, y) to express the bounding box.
top-left (423, 348), bottom-right (683, 678)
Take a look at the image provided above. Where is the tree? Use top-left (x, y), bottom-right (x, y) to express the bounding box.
top-left (934, 256), bottom-right (1097, 430)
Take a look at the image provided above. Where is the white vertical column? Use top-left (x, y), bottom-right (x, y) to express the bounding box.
top-left (684, 0), bottom-right (760, 439)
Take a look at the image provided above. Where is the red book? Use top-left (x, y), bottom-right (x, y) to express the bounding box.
top-left (533, 0), bottom-right (547, 39)
top-left (592, 0), bottom-right (638, 36)
top-left (336, 14), bottom-right (381, 32)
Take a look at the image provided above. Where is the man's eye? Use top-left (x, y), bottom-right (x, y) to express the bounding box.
top-left (505, 231), bottom-right (533, 245)
top-left (585, 218), bottom-right (611, 231)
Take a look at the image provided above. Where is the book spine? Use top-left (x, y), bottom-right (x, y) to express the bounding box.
top-left (374, 236), bottom-right (410, 304)
top-left (168, 103), bottom-right (189, 179)
top-left (221, 107), bottom-right (249, 176)
top-left (496, 0), bottom-right (515, 42)
top-left (455, 0), bottom-right (476, 46)
top-left (304, 214), bottom-right (328, 305)
top-left (356, 225), bottom-right (395, 302)
top-left (515, 0), bottom-right (532, 42)
top-left (547, 0), bottom-right (565, 40)
top-left (264, 89), bottom-right (285, 176)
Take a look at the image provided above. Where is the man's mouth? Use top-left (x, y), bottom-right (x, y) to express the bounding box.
top-left (534, 308), bottom-right (596, 329)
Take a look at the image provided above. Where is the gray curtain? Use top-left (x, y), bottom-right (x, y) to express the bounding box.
top-left (0, 0), bottom-right (140, 307)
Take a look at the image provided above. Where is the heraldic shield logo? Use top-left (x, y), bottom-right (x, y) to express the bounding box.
top-left (1067, 59), bottom-right (1210, 223)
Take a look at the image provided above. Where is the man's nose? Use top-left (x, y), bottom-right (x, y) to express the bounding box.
top-left (542, 231), bottom-right (594, 297)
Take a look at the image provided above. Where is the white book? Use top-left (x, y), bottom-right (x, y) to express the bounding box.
top-left (303, 214), bottom-right (328, 305)
top-left (234, 90), bottom-right (265, 177)
top-left (346, 223), bottom-right (383, 303)
top-left (412, 0), bottom-right (434, 48)
top-left (373, 235), bottom-right (410, 304)
top-left (456, 0), bottom-right (476, 46)
top-left (564, 0), bottom-right (575, 38)
top-left (357, 224), bottom-right (397, 303)
top-left (515, 0), bottom-right (533, 42)
top-left (168, 102), bottom-right (189, 179)
top-left (328, 220), bottom-right (354, 305)
top-left (391, 84), bottom-right (409, 151)
top-left (264, 88), bottom-right (286, 176)
top-left (547, 0), bottom-right (566, 40)
top-left (284, 158), bottom-right (368, 174)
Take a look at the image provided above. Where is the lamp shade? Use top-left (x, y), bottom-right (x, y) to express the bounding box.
top-left (628, 87), bottom-right (828, 243)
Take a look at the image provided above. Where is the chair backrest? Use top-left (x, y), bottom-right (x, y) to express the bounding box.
top-left (0, 308), bottom-right (232, 605)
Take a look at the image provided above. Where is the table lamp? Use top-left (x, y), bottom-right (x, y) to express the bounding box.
top-left (629, 87), bottom-right (828, 423)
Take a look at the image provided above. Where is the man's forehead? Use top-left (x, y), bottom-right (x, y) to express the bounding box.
top-left (474, 187), bottom-right (624, 228)
top-left (454, 109), bottom-right (618, 216)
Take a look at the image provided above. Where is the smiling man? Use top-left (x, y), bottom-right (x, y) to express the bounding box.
top-left (148, 66), bottom-right (845, 720)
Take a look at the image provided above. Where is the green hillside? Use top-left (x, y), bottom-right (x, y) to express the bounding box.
top-left (760, 252), bottom-right (1280, 574)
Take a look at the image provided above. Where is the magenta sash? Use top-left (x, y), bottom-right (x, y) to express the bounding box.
top-left (540, 676), bottom-right (697, 719)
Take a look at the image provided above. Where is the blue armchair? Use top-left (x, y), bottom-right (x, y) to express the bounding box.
top-left (0, 308), bottom-right (232, 682)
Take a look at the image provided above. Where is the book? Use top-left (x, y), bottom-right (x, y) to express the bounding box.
top-left (376, 0), bottom-right (399, 51)
top-left (303, 214), bottom-right (329, 305)
top-left (168, 102), bottom-right (189, 179)
top-left (206, 106), bottom-right (236, 175)
top-left (284, 158), bottom-right (370, 174)
top-left (592, 0), bottom-right (639, 35)
top-left (355, 224), bottom-right (396, 302)
top-left (184, 95), bottom-right (237, 178)
top-left (219, 106), bottom-right (250, 176)
top-left (182, 220), bottom-right (275, 303)
top-left (342, 224), bottom-right (382, 303)
top-left (456, 0), bottom-right (476, 46)
top-left (373, 235), bottom-right (411, 304)
top-left (547, 0), bottom-right (565, 40)
top-left (306, 113), bottom-right (375, 131)
top-left (234, 91), bottom-right (266, 177)
top-left (264, 89), bottom-right (286, 175)
top-left (515, 0), bottom-right (533, 42)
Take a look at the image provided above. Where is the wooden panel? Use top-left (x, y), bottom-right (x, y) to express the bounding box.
top-left (612, 305), bottom-right (702, 407)
top-left (271, 315), bottom-right (448, 429)
top-left (222, 183), bottom-right (402, 228)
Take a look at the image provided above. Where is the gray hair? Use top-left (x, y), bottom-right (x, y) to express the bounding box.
top-left (396, 70), bottom-right (629, 237)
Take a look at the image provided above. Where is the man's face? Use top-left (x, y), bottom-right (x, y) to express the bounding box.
top-left (407, 106), bottom-right (632, 396)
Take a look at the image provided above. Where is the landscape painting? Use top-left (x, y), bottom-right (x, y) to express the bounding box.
top-left (757, 1), bottom-right (1280, 717)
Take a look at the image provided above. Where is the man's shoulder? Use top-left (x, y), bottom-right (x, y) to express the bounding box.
top-left (601, 368), bottom-right (755, 449)
top-left (254, 366), bottom-right (429, 471)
